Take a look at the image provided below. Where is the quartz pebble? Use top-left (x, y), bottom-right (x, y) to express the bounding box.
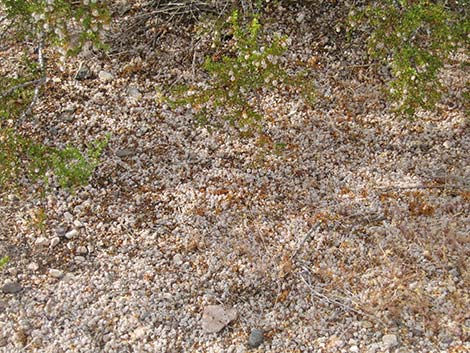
top-left (98, 70), bottom-right (114, 82)
top-left (65, 229), bottom-right (79, 239)
top-left (382, 334), bottom-right (398, 349)
top-left (34, 237), bottom-right (49, 248)
top-left (201, 305), bottom-right (237, 333)
top-left (27, 263), bottom-right (39, 271)
top-left (49, 269), bottom-right (64, 279)
top-left (50, 237), bottom-right (60, 247)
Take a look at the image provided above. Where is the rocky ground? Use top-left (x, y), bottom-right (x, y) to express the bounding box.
top-left (1, 1), bottom-right (469, 352)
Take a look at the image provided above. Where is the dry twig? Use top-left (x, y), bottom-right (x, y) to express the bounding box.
top-left (17, 38), bottom-right (46, 124)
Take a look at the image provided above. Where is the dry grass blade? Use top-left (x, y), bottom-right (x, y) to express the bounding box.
top-left (297, 268), bottom-right (387, 327)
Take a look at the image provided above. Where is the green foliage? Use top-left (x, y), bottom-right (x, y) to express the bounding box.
top-left (168, 10), bottom-right (314, 133)
top-left (0, 0), bottom-right (110, 193)
top-left (51, 134), bottom-right (109, 189)
top-left (350, 0), bottom-right (468, 117)
top-left (0, 127), bottom-right (109, 190)
top-left (0, 256), bottom-right (9, 269)
top-left (1, 0), bottom-right (110, 54)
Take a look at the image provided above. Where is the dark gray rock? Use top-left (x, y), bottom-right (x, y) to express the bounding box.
top-left (248, 328), bottom-right (264, 348)
top-left (0, 300), bottom-right (7, 313)
top-left (75, 64), bottom-right (93, 80)
top-left (1, 282), bottom-right (23, 294)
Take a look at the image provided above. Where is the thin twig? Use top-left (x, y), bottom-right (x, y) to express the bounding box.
top-left (297, 270), bottom-right (387, 326)
top-left (17, 38), bottom-right (46, 124)
top-left (290, 222), bottom-right (322, 261)
top-left (0, 79), bottom-right (44, 100)
top-left (378, 184), bottom-right (467, 192)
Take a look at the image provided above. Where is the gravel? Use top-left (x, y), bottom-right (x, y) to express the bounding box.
top-left (0, 1), bottom-right (469, 352)
top-left (248, 329), bottom-right (264, 348)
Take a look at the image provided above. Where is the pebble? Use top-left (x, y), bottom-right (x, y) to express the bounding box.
top-left (73, 219), bottom-right (84, 228)
top-left (248, 329), bottom-right (264, 348)
top-left (50, 237), bottom-right (60, 247)
top-left (350, 345), bottom-right (359, 353)
top-left (201, 305), bottom-right (237, 333)
top-left (116, 148), bottom-right (136, 158)
top-left (75, 64), bottom-right (92, 80)
top-left (75, 256), bottom-right (86, 263)
top-left (64, 212), bottom-right (73, 222)
top-left (173, 254), bottom-right (183, 265)
top-left (367, 343), bottom-right (380, 353)
top-left (27, 263), bottom-right (39, 271)
top-left (382, 334), bottom-right (398, 349)
top-left (127, 86), bottom-right (142, 100)
top-left (49, 269), bottom-right (64, 279)
top-left (55, 227), bottom-right (67, 237)
top-left (34, 237), bottom-right (49, 248)
top-left (65, 229), bottom-right (79, 239)
top-left (76, 246), bottom-right (88, 255)
top-left (98, 70), bottom-right (114, 82)
top-left (1, 282), bottom-right (23, 294)
top-left (0, 300), bottom-right (6, 313)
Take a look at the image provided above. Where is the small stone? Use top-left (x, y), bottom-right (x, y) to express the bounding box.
top-left (132, 326), bottom-right (146, 340)
top-left (49, 269), bottom-right (63, 278)
top-left (0, 300), bottom-right (6, 313)
top-left (34, 237), bottom-right (49, 248)
top-left (75, 256), bottom-right (86, 263)
top-left (65, 229), bottom-right (79, 239)
top-left (27, 263), bottom-right (39, 271)
top-left (73, 219), bottom-right (84, 228)
top-left (116, 148), bottom-right (136, 158)
top-left (350, 345), bottom-right (359, 353)
top-left (382, 334), bottom-right (398, 349)
top-left (248, 329), bottom-right (264, 348)
top-left (201, 305), bottom-right (237, 333)
top-left (173, 254), bottom-right (183, 265)
top-left (55, 227), bottom-right (67, 237)
top-left (1, 282), bottom-right (23, 294)
top-left (443, 140), bottom-right (451, 148)
top-left (127, 86), bottom-right (142, 100)
top-left (98, 70), bottom-right (113, 82)
top-left (50, 237), bottom-right (60, 247)
top-left (64, 212), bottom-right (73, 222)
top-left (362, 320), bottom-right (373, 329)
top-left (76, 246), bottom-right (88, 255)
top-left (367, 343), bottom-right (380, 353)
top-left (75, 64), bottom-right (92, 80)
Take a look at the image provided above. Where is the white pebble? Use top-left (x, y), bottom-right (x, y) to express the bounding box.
top-left (65, 229), bottom-right (79, 239)
top-left (50, 237), bottom-right (60, 247)
top-left (34, 237), bottom-right (49, 248)
top-left (49, 269), bottom-right (64, 278)
top-left (382, 334), bottom-right (398, 348)
top-left (27, 263), bottom-right (39, 271)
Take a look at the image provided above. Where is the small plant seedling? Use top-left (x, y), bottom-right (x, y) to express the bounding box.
top-left (0, 256), bottom-right (9, 270)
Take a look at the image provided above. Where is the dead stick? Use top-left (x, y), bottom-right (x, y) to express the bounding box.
top-left (17, 38), bottom-right (46, 124)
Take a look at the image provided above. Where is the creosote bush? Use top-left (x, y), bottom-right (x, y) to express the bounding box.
top-left (0, 0), bottom-right (110, 192)
top-left (168, 10), bottom-right (314, 133)
top-left (2, 0), bottom-right (110, 55)
top-left (0, 127), bottom-right (109, 190)
top-left (350, 0), bottom-right (469, 117)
